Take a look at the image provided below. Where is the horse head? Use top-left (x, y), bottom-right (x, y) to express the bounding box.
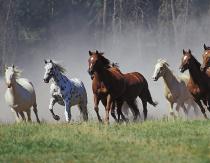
top-left (201, 44), bottom-right (210, 72)
top-left (43, 59), bottom-right (55, 83)
top-left (5, 65), bottom-right (20, 88)
top-left (179, 49), bottom-right (192, 73)
top-left (88, 50), bottom-right (110, 75)
top-left (152, 59), bottom-right (169, 81)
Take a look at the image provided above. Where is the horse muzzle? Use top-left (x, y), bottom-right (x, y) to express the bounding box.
top-left (88, 69), bottom-right (94, 76)
top-left (6, 83), bottom-right (12, 88)
top-left (200, 65), bottom-right (206, 72)
top-left (43, 78), bottom-right (49, 83)
top-left (152, 76), bottom-right (158, 81)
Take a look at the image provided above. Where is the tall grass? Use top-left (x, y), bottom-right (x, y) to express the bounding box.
top-left (0, 120), bottom-right (209, 163)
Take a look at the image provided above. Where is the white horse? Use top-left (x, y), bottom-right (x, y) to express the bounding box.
top-left (43, 59), bottom-right (88, 122)
top-left (152, 59), bottom-right (198, 117)
top-left (4, 65), bottom-right (40, 122)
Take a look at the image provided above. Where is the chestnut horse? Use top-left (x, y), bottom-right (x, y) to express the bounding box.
top-left (201, 44), bottom-right (210, 78)
top-left (88, 50), bottom-right (157, 123)
top-left (90, 63), bottom-right (131, 122)
top-left (179, 49), bottom-right (210, 119)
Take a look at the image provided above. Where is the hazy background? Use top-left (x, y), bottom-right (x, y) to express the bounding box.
top-left (0, 0), bottom-right (210, 122)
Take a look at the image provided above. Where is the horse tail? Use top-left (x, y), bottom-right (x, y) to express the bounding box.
top-left (144, 87), bottom-right (158, 107)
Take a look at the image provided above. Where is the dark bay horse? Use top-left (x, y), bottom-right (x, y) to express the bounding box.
top-left (201, 44), bottom-right (210, 78)
top-left (179, 49), bottom-right (210, 118)
top-left (88, 50), bottom-right (157, 123)
top-left (90, 63), bottom-right (131, 122)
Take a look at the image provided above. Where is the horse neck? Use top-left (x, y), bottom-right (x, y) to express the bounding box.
top-left (188, 59), bottom-right (205, 86)
top-left (96, 67), bottom-right (124, 96)
top-left (162, 68), bottom-right (179, 90)
top-left (8, 79), bottom-right (18, 95)
top-left (52, 70), bottom-right (67, 87)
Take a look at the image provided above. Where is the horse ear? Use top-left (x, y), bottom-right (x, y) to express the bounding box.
top-left (204, 44), bottom-right (207, 50)
top-left (50, 60), bottom-right (52, 63)
top-left (96, 50), bottom-right (99, 54)
top-left (89, 51), bottom-right (92, 56)
top-left (188, 49), bottom-right (191, 54)
top-left (12, 64), bottom-right (15, 69)
top-left (44, 59), bottom-right (47, 64)
top-left (183, 49), bottom-right (186, 55)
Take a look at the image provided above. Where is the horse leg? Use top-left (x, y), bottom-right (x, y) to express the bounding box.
top-left (13, 110), bottom-right (20, 123)
top-left (19, 112), bottom-right (26, 122)
top-left (49, 97), bottom-right (60, 121)
top-left (93, 94), bottom-right (102, 122)
top-left (111, 102), bottom-right (118, 122)
top-left (141, 99), bottom-right (148, 121)
top-left (168, 102), bottom-right (175, 117)
top-left (33, 103), bottom-right (40, 123)
top-left (64, 100), bottom-right (71, 122)
top-left (195, 100), bottom-right (208, 119)
top-left (105, 94), bottom-right (113, 124)
top-left (78, 103), bottom-right (88, 121)
top-left (127, 100), bottom-right (140, 122)
top-left (26, 109), bottom-right (32, 122)
top-left (116, 100), bottom-right (127, 123)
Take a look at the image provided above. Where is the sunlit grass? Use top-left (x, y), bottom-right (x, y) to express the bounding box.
top-left (0, 120), bottom-right (210, 163)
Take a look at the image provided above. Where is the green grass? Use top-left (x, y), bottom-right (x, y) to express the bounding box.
top-left (0, 120), bottom-right (210, 163)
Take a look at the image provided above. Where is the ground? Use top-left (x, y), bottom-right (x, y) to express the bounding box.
top-left (0, 120), bottom-right (210, 163)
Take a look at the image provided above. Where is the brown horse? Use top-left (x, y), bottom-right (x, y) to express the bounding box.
top-left (90, 63), bottom-right (131, 122)
top-left (88, 50), bottom-right (157, 123)
top-left (201, 44), bottom-right (210, 77)
top-left (179, 49), bottom-right (210, 118)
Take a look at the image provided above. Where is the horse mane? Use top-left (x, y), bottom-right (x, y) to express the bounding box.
top-left (98, 53), bottom-right (111, 68)
top-left (52, 61), bottom-right (66, 73)
top-left (190, 54), bottom-right (201, 67)
top-left (157, 58), bottom-right (169, 67)
top-left (13, 67), bottom-right (22, 79)
top-left (111, 62), bottom-right (119, 68)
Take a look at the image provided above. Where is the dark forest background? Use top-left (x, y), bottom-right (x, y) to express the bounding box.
top-left (1, 0), bottom-right (210, 121)
top-left (0, 0), bottom-right (210, 71)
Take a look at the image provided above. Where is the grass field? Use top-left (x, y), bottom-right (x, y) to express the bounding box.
top-left (0, 120), bottom-right (210, 163)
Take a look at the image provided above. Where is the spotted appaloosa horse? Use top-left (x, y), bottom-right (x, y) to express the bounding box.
top-left (43, 60), bottom-right (88, 122)
top-left (88, 50), bottom-right (157, 123)
top-left (179, 49), bottom-right (210, 119)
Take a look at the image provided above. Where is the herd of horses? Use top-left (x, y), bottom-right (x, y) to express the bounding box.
top-left (3, 44), bottom-right (210, 123)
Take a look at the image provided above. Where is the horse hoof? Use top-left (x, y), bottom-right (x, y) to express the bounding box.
top-left (53, 115), bottom-right (60, 121)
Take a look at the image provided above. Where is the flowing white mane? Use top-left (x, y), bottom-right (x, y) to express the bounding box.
top-left (157, 58), bottom-right (169, 67)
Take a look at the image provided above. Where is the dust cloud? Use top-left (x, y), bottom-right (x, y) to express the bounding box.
top-left (1, 14), bottom-right (210, 123)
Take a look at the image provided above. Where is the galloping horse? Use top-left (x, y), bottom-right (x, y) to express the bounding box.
top-left (152, 59), bottom-right (198, 117)
top-left (5, 65), bottom-right (40, 123)
top-left (179, 49), bottom-right (210, 119)
top-left (90, 63), bottom-right (134, 122)
top-left (43, 60), bottom-right (88, 122)
top-left (200, 44), bottom-right (210, 78)
top-left (88, 50), bottom-right (157, 123)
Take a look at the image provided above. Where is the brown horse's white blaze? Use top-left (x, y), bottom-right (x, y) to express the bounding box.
top-left (88, 50), bottom-right (157, 123)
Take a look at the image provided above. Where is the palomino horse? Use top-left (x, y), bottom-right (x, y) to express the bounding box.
top-left (88, 50), bottom-right (157, 123)
top-left (4, 65), bottom-right (40, 123)
top-left (152, 59), bottom-right (199, 117)
top-left (43, 60), bottom-right (88, 122)
top-left (200, 44), bottom-right (210, 78)
top-left (90, 63), bottom-right (134, 122)
top-left (179, 49), bottom-right (210, 119)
